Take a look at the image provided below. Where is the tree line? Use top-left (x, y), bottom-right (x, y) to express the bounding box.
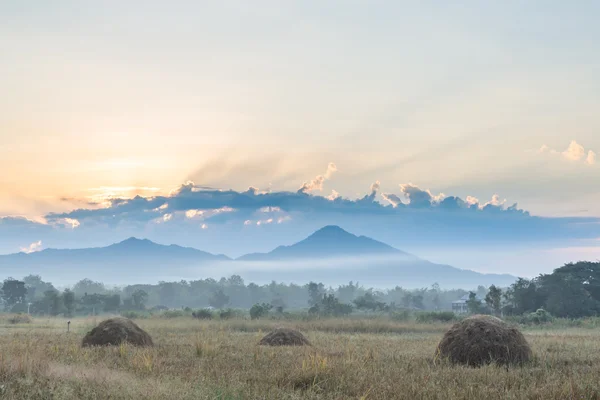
top-left (0, 274), bottom-right (474, 316)
top-left (2, 261), bottom-right (597, 318)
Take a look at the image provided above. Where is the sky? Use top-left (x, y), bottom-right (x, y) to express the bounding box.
top-left (1, 1), bottom-right (600, 277)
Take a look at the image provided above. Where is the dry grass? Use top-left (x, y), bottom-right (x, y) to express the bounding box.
top-left (1, 316), bottom-right (600, 399)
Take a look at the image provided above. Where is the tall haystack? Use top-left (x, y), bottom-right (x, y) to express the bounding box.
top-left (259, 328), bottom-right (311, 346)
top-left (435, 314), bottom-right (531, 367)
top-left (82, 317), bottom-right (153, 347)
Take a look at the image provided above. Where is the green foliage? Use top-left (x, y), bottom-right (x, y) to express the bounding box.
top-left (503, 278), bottom-right (543, 315)
top-left (1, 279), bottom-right (27, 310)
top-left (43, 289), bottom-right (64, 316)
top-left (7, 313), bottom-right (32, 324)
top-left (485, 285), bottom-right (503, 316)
top-left (353, 291), bottom-right (387, 312)
top-left (415, 311), bottom-right (456, 323)
top-left (466, 292), bottom-right (483, 314)
top-left (160, 309), bottom-right (186, 318)
top-left (22, 275), bottom-right (55, 302)
top-left (389, 309), bottom-right (411, 322)
top-left (192, 309), bottom-right (213, 320)
top-left (10, 303), bottom-right (28, 313)
top-left (62, 289), bottom-right (76, 317)
top-left (311, 294), bottom-right (353, 317)
top-left (307, 282), bottom-right (325, 307)
top-left (209, 289), bottom-right (230, 309)
top-left (73, 278), bottom-right (106, 297)
top-left (521, 309), bottom-right (554, 325)
top-left (131, 289), bottom-right (148, 310)
top-left (249, 303), bottom-right (272, 320)
top-left (120, 310), bottom-right (147, 319)
top-left (219, 308), bottom-right (235, 319)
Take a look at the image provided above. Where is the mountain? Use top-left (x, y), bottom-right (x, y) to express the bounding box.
top-left (236, 226), bottom-right (517, 288)
top-left (238, 225), bottom-right (409, 261)
top-left (16, 237), bottom-right (230, 261)
top-left (0, 228), bottom-right (517, 289)
top-left (0, 238), bottom-right (230, 284)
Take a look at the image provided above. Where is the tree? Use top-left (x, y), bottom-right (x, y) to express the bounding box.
top-left (209, 289), bottom-right (230, 309)
top-left (430, 283), bottom-right (441, 310)
top-left (402, 293), bottom-right (413, 308)
top-left (62, 289), bottom-right (76, 317)
top-left (271, 296), bottom-right (286, 313)
top-left (132, 289), bottom-right (148, 310)
top-left (504, 278), bottom-right (542, 315)
top-left (104, 294), bottom-right (121, 312)
top-left (312, 294), bottom-right (353, 317)
top-left (485, 285), bottom-right (503, 316)
top-left (43, 290), bottom-right (63, 316)
top-left (23, 275), bottom-right (55, 302)
top-left (535, 262), bottom-right (600, 318)
top-left (466, 292), bottom-right (483, 314)
top-left (353, 291), bottom-right (387, 312)
top-left (337, 281), bottom-right (359, 304)
top-left (73, 279), bottom-right (105, 297)
top-left (1, 279), bottom-right (27, 310)
top-left (307, 282), bottom-right (325, 307)
top-left (412, 293), bottom-right (425, 310)
top-left (250, 303), bottom-right (272, 320)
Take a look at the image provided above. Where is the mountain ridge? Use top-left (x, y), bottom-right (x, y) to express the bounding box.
top-left (0, 226), bottom-right (517, 288)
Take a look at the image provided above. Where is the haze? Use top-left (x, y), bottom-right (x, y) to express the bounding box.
top-left (1, 1), bottom-right (600, 280)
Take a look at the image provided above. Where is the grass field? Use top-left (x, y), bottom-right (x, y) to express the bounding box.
top-left (1, 316), bottom-right (600, 399)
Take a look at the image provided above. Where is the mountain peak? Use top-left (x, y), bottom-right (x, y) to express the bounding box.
top-left (115, 237), bottom-right (155, 247)
top-left (308, 225), bottom-right (354, 239)
top-left (238, 225), bottom-right (406, 261)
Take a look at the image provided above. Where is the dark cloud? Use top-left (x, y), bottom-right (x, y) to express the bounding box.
top-left (46, 181), bottom-right (531, 227)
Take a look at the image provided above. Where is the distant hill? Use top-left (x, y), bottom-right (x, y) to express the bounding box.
top-left (0, 238), bottom-right (230, 283)
top-left (11, 237), bottom-right (230, 262)
top-left (236, 226), bottom-right (517, 288)
top-left (238, 225), bottom-right (409, 261)
top-left (0, 228), bottom-right (517, 289)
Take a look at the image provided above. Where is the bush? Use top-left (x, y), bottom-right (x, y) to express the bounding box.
top-left (416, 311), bottom-right (457, 323)
top-left (120, 310), bottom-right (147, 319)
top-left (10, 303), bottom-right (28, 313)
top-left (525, 309), bottom-right (554, 325)
top-left (7, 313), bottom-right (32, 324)
top-left (219, 309), bottom-right (233, 319)
top-left (389, 309), bottom-right (411, 322)
top-left (250, 303), bottom-right (272, 320)
top-left (160, 309), bottom-right (185, 318)
top-left (192, 309), bottom-right (213, 320)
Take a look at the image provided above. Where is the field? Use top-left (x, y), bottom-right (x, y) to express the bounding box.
top-left (1, 316), bottom-right (600, 399)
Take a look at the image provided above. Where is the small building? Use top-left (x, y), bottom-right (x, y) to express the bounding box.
top-left (452, 294), bottom-right (484, 314)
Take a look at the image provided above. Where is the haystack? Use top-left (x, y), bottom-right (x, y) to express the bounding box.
top-left (435, 315), bottom-right (531, 367)
top-left (82, 317), bottom-right (153, 347)
top-left (259, 328), bottom-right (311, 346)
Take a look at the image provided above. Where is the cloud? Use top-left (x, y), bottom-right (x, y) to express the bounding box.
top-left (277, 216), bottom-right (292, 224)
top-left (398, 184), bottom-right (445, 208)
top-left (20, 240), bottom-right (42, 254)
top-left (484, 194), bottom-right (506, 208)
top-left (324, 162), bottom-right (337, 179)
top-left (259, 206), bottom-right (281, 213)
top-left (381, 193), bottom-right (403, 207)
top-left (563, 141), bottom-right (586, 161)
top-left (326, 190), bottom-right (340, 201)
top-left (370, 181), bottom-right (381, 193)
top-left (48, 180), bottom-right (530, 229)
top-left (587, 151), bottom-right (596, 166)
top-left (539, 141), bottom-right (597, 166)
top-left (466, 196), bottom-right (479, 206)
top-left (298, 162), bottom-right (337, 193)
